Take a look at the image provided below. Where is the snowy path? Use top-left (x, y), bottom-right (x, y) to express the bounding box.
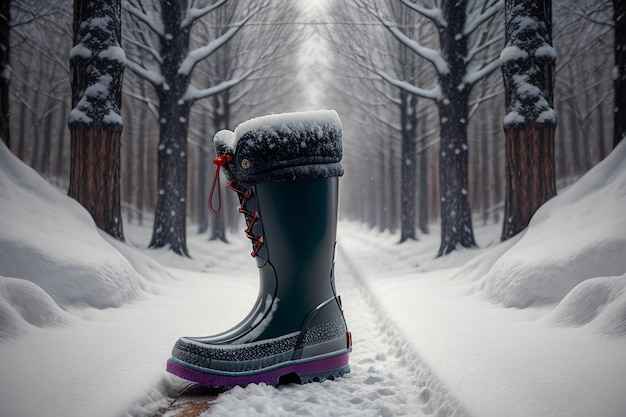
top-left (198, 242), bottom-right (468, 417)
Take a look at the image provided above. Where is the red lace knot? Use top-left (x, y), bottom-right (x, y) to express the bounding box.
top-left (208, 153), bottom-right (233, 214)
top-left (213, 154), bottom-right (233, 167)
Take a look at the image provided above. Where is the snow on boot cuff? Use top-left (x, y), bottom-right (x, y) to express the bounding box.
top-left (213, 110), bottom-right (343, 187)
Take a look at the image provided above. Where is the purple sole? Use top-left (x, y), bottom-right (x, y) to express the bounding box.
top-left (166, 352), bottom-right (350, 388)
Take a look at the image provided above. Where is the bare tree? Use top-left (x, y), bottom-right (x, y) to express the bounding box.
top-left (8, 0), bottom-right (71, 185)
top-left (68, 0), bottom-right (125, 240)
top-left (123, 0), bottom-right (301, 256)
top-left (352, 0), bottom-right (504, 256)
top-left (190, 2), bottom-right (304, 242)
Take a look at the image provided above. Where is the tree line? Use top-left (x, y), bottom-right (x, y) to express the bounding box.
top-left (321, 0), bottom-right (621, 253)
top-left (0, 0), bottom-right (623, 258)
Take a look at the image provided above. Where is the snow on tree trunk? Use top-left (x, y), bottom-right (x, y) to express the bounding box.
top-left (500, 0), bottom-right (556, 241)
top-left (68, 0), bottom-right (125, 241)
top-left (436, 0), bottom-right (477, 257)
top-left (614, 0), bottom-right (626, 148)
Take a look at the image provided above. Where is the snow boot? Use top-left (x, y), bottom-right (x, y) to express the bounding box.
top-left (166, 110), bottom-right (351, 388)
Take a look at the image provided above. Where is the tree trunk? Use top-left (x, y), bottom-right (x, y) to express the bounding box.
top-left (501, 124), bottom-right (555, 237)
top-left (148, 0), bottom-right (193, 256)
top-left (501, 0), bottom-right (556, 241)
top-left (388, 136), bottom-right (399, 234)
top-left (208, 93), bottom-right (229, 242)
top-left (54, 102), bottom-right (68, 183)
top-left (437, 90), bottom-right (477, 256)
top-left (399, 90), bottom-right (417, 242)
top-left (614, 0), bottom-right (626, 148)
top-left (69, 125), bottom-right (123, 237)
top-left (0, 0), bottom-right (9, 148)
top-left (197, 104), bottom-right (210, 235)
top-left (149, 93), bottom-right (190, 256)
top-left (436, 0), bottom-right (477, 256)
top-left (417, 121), bottom-right (429, 234)
top-left (68, 0), bottom-right (124, 241)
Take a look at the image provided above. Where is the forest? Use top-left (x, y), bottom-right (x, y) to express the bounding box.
top-left (0, 0), bottom-right (622, 258)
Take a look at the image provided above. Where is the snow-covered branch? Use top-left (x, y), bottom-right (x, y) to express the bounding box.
top-left (123, 35), bottom-right (162, 65)
top-left (398, 0), bottom-right (446, 27)
top-left (376, 69), bottom-right (441, 100)
top-left (358, 5), bottom-right (448, 75)
top-left (385, 25), bottom-right (449, 75)
top-left (125, 58), bottom-right (164, 87)
top-left (467, 32), bottom-right (504, 63)
top-left (124, 1), bottom-right (164, 36)
top-left (464, 0), bottom-right (503, 36)
top-left (464, 56), bottom-right (502, 86)
top-left (181, 0), bottom-right (228, 29)
top-left (182, 71), bottom-right (252, 103)
top-left (178, 16), bottom-right (252, 76)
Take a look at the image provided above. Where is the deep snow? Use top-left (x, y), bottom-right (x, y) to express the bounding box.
top-left (0, 139), bottom-right (625, 417)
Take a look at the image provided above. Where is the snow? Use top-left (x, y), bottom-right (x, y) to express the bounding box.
top-left (534, 45), bottom-right (557, 59)
top-left (0, 137), bottom-right (625, 417)
top-left (213, 110), bottom-right (342, 153)
top-left (214, 129), bottom-right (237, 152)
top-left (500, 45), bottom-right (528, 62)
top-left (67, 108), bottom-right (94, 124)
top-left (386, 25), bottom-right (450, 75)
top-left (234, 110), bottom-right (342, 141)
top-left (98, 45), bottom-right (126, 63)
top-left (0, 142), bottom-right (145, 312)
top-left (69, 43), bottom-right (92, 59)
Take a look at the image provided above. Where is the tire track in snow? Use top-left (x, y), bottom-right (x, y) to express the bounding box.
top-left (336, 242), bottom-right (471, 417)
top-left (199, 242), bottom-right (470, 417)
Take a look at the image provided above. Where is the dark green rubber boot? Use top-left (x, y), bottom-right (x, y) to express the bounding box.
top-left (166, 110), bottom-right (351, 388)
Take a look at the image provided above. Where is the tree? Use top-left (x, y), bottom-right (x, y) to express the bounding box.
top-left (614, 0), bottom-right (626, 148)
top-left (322, 1), bottom-right (435, 240)
top-left (359, 0), bottom-right (504, 256)
top-left (192, 2), bottom-right (303, 242)
top-left (0, 0), bottom-right (9, 148)
top-left (68, 0), bottom-right (125, 240)
top-left (500, 0), bottom-right (557, 241)
top-left (123, 0), bottom-right (273, 256)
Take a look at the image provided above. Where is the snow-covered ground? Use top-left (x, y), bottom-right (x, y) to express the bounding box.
top-left (0, 138), bottom-right (625, 417)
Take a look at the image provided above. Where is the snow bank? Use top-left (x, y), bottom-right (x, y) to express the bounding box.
top-left (0, 141), bottom-right (157, 336)
top-left (548, 274), bottom-right (626, 336)
top-left (457, 141), bottom-right (626, 332)
top-left (0, 276), bottom-right (70, 341)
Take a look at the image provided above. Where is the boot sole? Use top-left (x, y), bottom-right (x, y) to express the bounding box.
top-left (166, 349), bottom-right (350, 389)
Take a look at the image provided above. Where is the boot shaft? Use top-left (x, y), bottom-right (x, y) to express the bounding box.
top-left (254, 176), bottom-right (339, 339)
